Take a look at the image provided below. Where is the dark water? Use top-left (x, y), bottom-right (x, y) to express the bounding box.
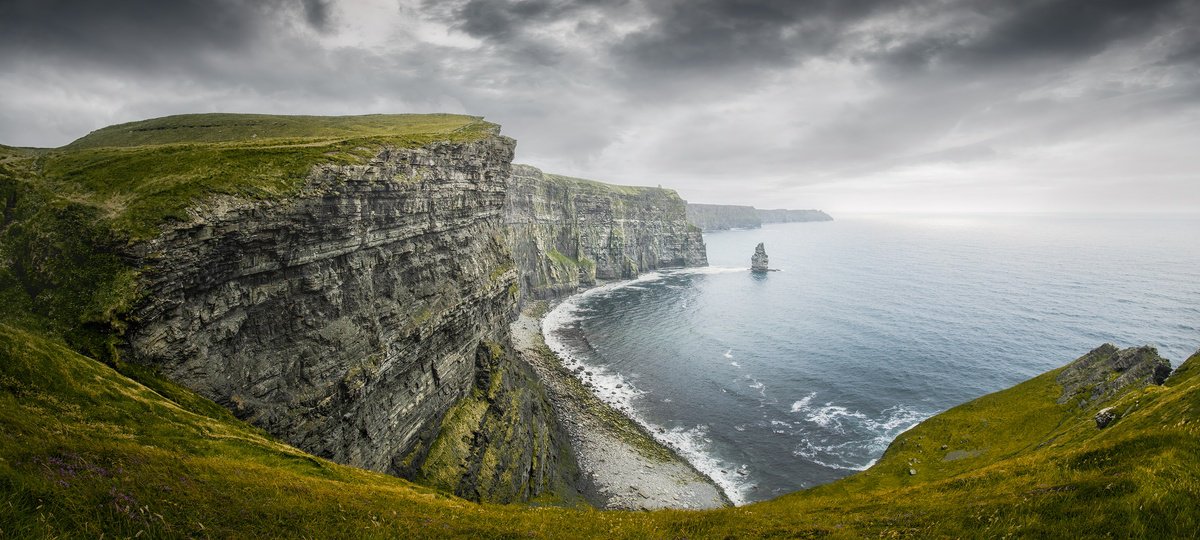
top-left (543, 214), bottom-right (1200, 504)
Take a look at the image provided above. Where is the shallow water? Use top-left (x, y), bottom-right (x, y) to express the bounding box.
top-left (543, 214), bottom-right (1200, 504)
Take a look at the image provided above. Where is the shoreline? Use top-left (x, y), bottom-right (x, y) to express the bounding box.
top-left (511, 294), bottom-right (731, 510)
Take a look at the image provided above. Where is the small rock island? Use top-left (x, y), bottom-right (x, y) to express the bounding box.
top-left (751, 242), bottom-right (769, 273)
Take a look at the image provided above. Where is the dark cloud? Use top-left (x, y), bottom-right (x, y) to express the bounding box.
top-left (0, 0), bottom-right (326, 70)
top-left (0, 0), bottom-right (1197, 212)
top-left (614, 0), bottom-right (898, 71)
top-left (960, 0), bottom-right (1183, 62)
top-left (301, 0), bottom-right (333, 31)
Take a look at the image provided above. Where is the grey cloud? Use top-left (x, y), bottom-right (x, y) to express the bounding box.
top-left (614, 0), bottom-right (899, 71)
top-left (0, 0), bottom-right (1197, 212)
top-left (301, 0), bottom-right (334, 31)
top-left (0, 0), bottom-right (327, 71)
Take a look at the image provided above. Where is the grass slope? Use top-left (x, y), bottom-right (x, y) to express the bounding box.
top-left (2, 319), bottom-right (1196, 538)
top-left (43, 113), bottom-right (495, 240)
top-left (0, 113), bottom-right (496, 361)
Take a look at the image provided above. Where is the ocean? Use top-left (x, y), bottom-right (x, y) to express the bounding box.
top-left (542, 214), bottom-right (1200, 504)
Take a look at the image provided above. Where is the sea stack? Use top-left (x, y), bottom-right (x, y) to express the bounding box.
top-left (751, 242), bottom-right (769, 273)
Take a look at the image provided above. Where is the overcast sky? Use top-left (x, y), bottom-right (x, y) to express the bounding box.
top-left (2, 0), bottom-right (1198, 213)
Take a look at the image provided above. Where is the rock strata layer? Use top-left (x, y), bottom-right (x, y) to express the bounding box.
top-left (1056, 344), bottom-right (1172, 406)
top-left (122, 136), bottom-right (714, 504)
top-left (125, 136), bottom-right (575, 502)
top-left (506, 164), bottom-right (707, 300)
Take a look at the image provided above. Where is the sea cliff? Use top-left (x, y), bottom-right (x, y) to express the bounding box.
top-left (507, 165), bottom-right (707, 300)
top-left (0, 114), bottom-right (710, 504)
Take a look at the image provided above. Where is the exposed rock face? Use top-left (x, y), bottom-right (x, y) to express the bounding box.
top-left (1056, 344), bottom-right (1172, 406)
top-left (124, 136), bottom-right (575, 501)
top-left (751, 242), bottom-right (769, 272)
top-left (757, 208), bottom-right (833, 223)
top-left (1094, 407), bottom-right (1117, 428)
top-left (506, 164), bottom-right (708, 300)
top-left (686, 203), bottom-right (761, 231)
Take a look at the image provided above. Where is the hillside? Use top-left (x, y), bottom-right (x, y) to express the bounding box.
top-left (2, 321), bottom-right (1196, 537)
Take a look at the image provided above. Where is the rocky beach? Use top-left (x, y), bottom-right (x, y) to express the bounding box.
top-left (511, 307), bottom-right (728, 510)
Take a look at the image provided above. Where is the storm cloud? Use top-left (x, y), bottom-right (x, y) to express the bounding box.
top-left (1, 0), bottom-right (1197, 212)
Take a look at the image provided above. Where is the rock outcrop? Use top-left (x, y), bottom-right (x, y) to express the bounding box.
top-left (1056, 344), bottom-right (1172, 406)
top-left (757, 208), bottom-right (833, 223)
top-left (686, 203), bottom-right (762, 231)
top-left (506, 165), bottom-right (708, 300)
top-left (124, 136), bottom-right (577, 502)
top-left (751, 243), bottom-right (769, 272)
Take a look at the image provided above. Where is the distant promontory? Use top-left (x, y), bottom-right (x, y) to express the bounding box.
top-left (686, 203), bottom-right (832, 232)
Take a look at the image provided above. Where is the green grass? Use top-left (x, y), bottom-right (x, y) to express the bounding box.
top-left (0, 113), bottom-right (497, 362)
top-left (3, 319), bottom-right (1197, 538)
top-left (45, 113), bottom-right (496, 240)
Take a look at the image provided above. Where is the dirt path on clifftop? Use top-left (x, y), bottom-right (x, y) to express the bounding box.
top-left (511, 312), bottom-right (729, 510)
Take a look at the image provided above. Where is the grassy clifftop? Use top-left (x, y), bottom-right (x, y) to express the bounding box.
top-left (0, 113), bottom-right (497, 361)
top-left (24, 113), bottom-right (496, 240)
top-left (2, 317), bottom-right (1196, 537)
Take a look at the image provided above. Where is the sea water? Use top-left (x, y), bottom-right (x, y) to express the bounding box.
top-left (543, 214), bottom-right (1200, 504)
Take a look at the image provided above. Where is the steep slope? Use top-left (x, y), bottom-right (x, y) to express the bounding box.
top-left (3, 323), bottom-right (1196, 537)
top-left (506, 164), bottom-right (707, 300)
top-left (0, 114), bottom-right (579, 504)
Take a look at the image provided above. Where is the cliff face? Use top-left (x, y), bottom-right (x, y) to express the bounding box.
top-left (686, 203), bottom-right (762, 231)
top-left (757, 208), bottom-right (833, 223)
top-left (506, 164), bottom-right (707, 300)
top-left (124, 137), bottom-right (575, 501)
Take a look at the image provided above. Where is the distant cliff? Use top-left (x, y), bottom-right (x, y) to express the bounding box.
top-left (686, 203), bottom-right (762, 231)
top-left (757, 208), bottom-right (832, 223)
top-left (687, 203), bottom-right (833, 231)
top-left (506, 165), bottom-right (708, 300)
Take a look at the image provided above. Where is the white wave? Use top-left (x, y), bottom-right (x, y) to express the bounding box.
top-left (730, 361), bottom-right (741, 368)
top-left (542, 278), bottom-right (755, 505)
top-left (723, 349), bottom-right (733, 358)
top-left (793, 438), bottom-right (876, 471)
top-left (790, 392), bottom-right (817, 413)
top-left (643, 423), bottom-right (754, 506)
top-left (787, 397), bottom-right (931, 470)
top-left (745, 377), bottom-right (766, 397)
top-left (805, 404), bottom-right (867, 433)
